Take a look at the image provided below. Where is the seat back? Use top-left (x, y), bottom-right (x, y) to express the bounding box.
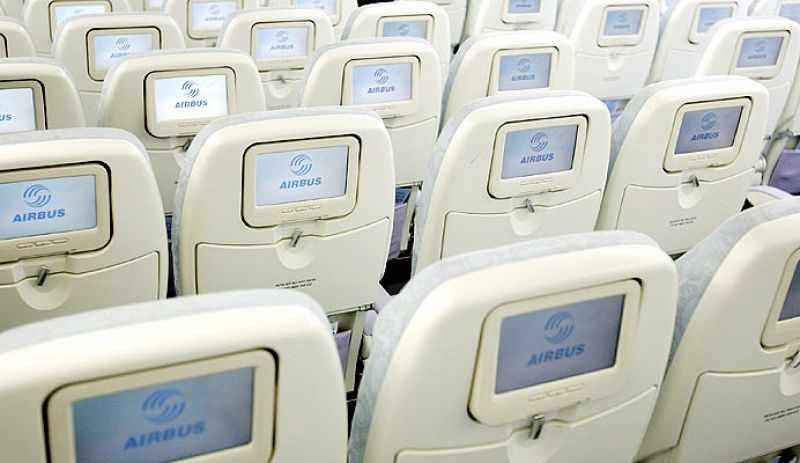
top-left (0, 58), bottom-right (84, 133)
top-left (0, 18), bottom-right (36, 57)
top-left (0, 128), bottom-right (167, 331)
top-left (342, 2), bottom-right (452, 85)
top-left (556, 0), bottom-right (660, 109)
top-left (2, 0), bottom-right (23, 16)
top-left (267, 0), bottom-right (356, 39)
top-left (53, 13), bottom-right (185, 125)
top-left (695, 17), bottom-right (800, 136)
top-left (598, 76), bottom-right (769, 255)
top-left (638, 198), bottom-right (800, 463)
top-left (300, 37), bottom-right (440, 187)
top-left (751, 0), bottom-right (800, 22)
top-left (461, 0), bottom-right (557, 41)
top-left (414, 91), bottom-right (610, 273)
top-left (649, 0), bottom-right (746, 82)
top-left (401, 0), bottom-right (465, 47)
top-left (350, 231), bottom-right (677, 463)
top-left (22, 0), bottom-right (131, 56)
top-left (217, 7), bottom-right (334, 109)
top-left (163, 0), bottom-right (259, 47)
top-left (0, 289), bottom-right (347, 462)
top-left (98, 49), bottom-right (265, 212)
top-left (442, 30), bottom-right (574, 125)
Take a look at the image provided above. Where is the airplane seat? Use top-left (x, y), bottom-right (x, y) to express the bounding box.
top-left (400, 0), bottom-right (465, 48)
top-left (597, 76), bottom-right (769, 255)
top-left (52, 13), bottom-right (185, 125)
top-left (0, 17), bottom-right (36, 56)
top-left (0, 128), bottom-right (167, 332)
top-left (342, 2), bottom-right (452, 86)
top-left (413, 91), bottom-right (610, 274)
top-left (750, 0), bottom-right (800, 22)
top-left (172, 107), bottom-right (394, 391)
top-left (267, 0), bottom-right (356, 40)
top-left (461, 0), bottom-right (557, 42)
top-left (2, 0), bottom-right (22, 16)
top-left (0, 58), bottom-right (85, 133)
top-left (22, 0), bottom-right (132, 56)
top-left (299, 37), bottom-right (440, 254)
top-left (217, 7), bottom-right (334, 110)
top-left (98, 48), bottom-right (265, 214)
top-left (556, 0), bottom-right (660, 123)
top-left (350, 231), bottom-right (677, 463)
top-left (638, 197), bottom-right (800, 463)
top-left (441, 31), bottom-right (575, 126)
top-left (0, 289), bottom-right (348, 462)
top-left (648, 0), bottom-right (747, 83)
top-left (163, 0), bottom-right (258, 47)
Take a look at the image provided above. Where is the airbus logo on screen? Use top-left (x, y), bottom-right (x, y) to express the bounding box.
top-left (290, 153), bottom-right (313, 176)
top-left (398, 23), bottom-right (411, 36)
top-left (519, 132), bottom-right (555, 165)
top-left (175, 81), bottom-right (209, 109)
top-left (367, 67), bottom-right (397, 95)
top-left (527, 311), bottom-right (586, 367)
top-left (11, 184), bottom-right (66, 224)
top-left (691, 112), bottom-right (720, 142)
top-left (270, 29), bottom-right (294, 50)
top-left (280, 154), bottom-right (322, 190)
top-left (517, 57), bottom-right (532, 73)
top-left (611, 11), bottom-right (634, 31)
top-left (510, 56), bottom-right (538, 83)
top-left (110, 36), bottom-right (133, 59)
top-left (123, 388), bottom-right (206, 452)
top-left (203, 2), bottom-right (227, 22)
top-left (745, 39), bottom-right (770, 61)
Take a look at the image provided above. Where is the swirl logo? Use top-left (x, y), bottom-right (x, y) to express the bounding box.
top-left (618, 11), bottom-right (629, 23)
top-left (373, 67), bottom-right (390, 84)
top-left (754, 39), bottom-right (767, 53)
top-left (23, 184), bottom-right (52, 208)
top-left (701, 112), bottom-right (717, 131)
top-left (276, 29), bottom-right (289, 42)
top-left (530, 131), bottom-right (549, 152)
top-left (116, 36), bottom-right (131, 51)
top-left (73, 7), bottom-right (85, 14)
top-left (517, 57), bottom-right (532, 73)
top-left (544, 311), bottom-right (575, 344)
top-left (181, 81), bottom-right (200, 98)
top-left (141, 389), bottom-right (186, 424)
top-left (398, 23), bottom-right (411, 36)
top-left (209, 3), bottom-right (221, 15)
top-left (290, 153), bottom-right (313, 176)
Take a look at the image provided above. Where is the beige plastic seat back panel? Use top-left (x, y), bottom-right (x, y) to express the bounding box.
top-left (163, 0), bottom-right (259, 47)
top-left (462, 0), bottom-right (557, 41)
top-left (0, 18), bottom-right (36, 56)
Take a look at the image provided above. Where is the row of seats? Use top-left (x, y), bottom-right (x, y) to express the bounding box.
top-left (2, 196), bottom-right (800, 462)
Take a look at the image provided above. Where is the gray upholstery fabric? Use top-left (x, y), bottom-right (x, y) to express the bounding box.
top-left (350, 230), bottom-right (660, 463)
top-left (171, 106), bottom-right (383, 291)
top-left (608, 75), bottom-right (748, 180)
top-left (671, 197), bottom-right (800, 363)
top-left (412, 90), bottom-right (592, 273)
top-left (0, 289), bottom-right (327, 354)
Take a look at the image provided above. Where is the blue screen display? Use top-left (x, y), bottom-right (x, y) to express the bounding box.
top-left (501, 124), bottom-right (577, 179)
top-left (674, 106), bottom-right (742, 155)
top-left (497, 52), bottom-right (551, 92)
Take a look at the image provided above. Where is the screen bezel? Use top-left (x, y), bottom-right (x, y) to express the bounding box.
top-left (689, 3), bottom-right (735, 44)
top-left (376, 14), bottom-right (434, 41)
top-left (0, 163), bottom-right (111, 264)
top-left (730, 30), bottom-right (790, 79)
top-left (86, 27), bottom-right (162, 81)
top-left (46, 350), bottom-right (275, 463)
top-left (0, 34), bottom-right (9, 58)
top-left (488, 47), bottom-right (556, 95)
top-left (762, 249), bottom-right (800, 347)
top-left (144, 67), bottom-right (237, 139)
top-left (249, 20), bottom-right (315, 71)
top-left (341, 56), bottom-right (420, 118)
top-left (242, 135), bottom-right (360, 228)
top-left (0, 80), bottom-right (46, 133)
top-left (469, 280), bottom-right (641, 425)
top-left (502, 0), bottom-right (542, 24)
top-left (597, 4), bottom-right (649, 47)
top-left (186, 0), bottom-right (242, 39)
top-left (488, 115), bottom-right (587, 199)
top-left (48, 0), bottom-right (111, 40)
top-left (663, 97), bottom-right (751, 172)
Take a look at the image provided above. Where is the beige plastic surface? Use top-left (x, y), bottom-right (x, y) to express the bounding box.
top-left (442, 31), bottom-right (575, 124)
top-left (163, 0), bottom-right (259, 47)
top-left (0, 59), bottom-right (85, 131)
top-left (0, 294), bottom-right (348, 462)
top-left (414, 93), bottom-right (610, 273)
top-left (22, 0), bottom-right (132, 56)
top-left (0, 18), bottom-right (36, 56)
top-left (648, 0), bottom-right (746, 83)
top-left (269, 0), bottom-right (357, 39)
top-left (638, 212), bottom-right (800, 462)
top-left (217, 8), bottom-right (334, 109)
top-left (359, 242), bottom-right (677, 463)
top-left (462, 0), bottom-right (556, 41)
top-left (695, 17), bottom-right (800, 135)
top-left (300, 38), bottom-right (440, 186)
top-left (597, 77), bottom-right (769, 255)
top-left (400, 0), bottom-right (464, 46)
top-left (557, 0), bottom-right (660, 101)
top-left (0, 131), bottom-right (167, 331)
top-left (1, 0), bottom-right (22, 16)
top-left (98, 49), bottom-right (265, 212)
top-left (344, 2), bottom-right (452, 85)
top-left (53, 13), bottom-right (185, 125)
